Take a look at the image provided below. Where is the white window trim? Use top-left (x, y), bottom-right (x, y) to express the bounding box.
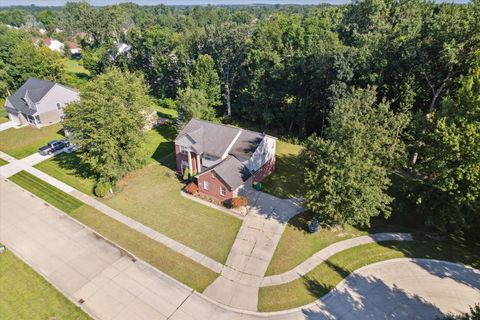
top-left (220, 186), bottom-right (226, 196)
top-left (180, 145), bottom-right (188, 155)
top-left (203, 180), bottom-right (209, 190)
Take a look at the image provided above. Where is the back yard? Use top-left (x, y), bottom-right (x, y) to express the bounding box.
top-left (0, 123), bottom-right (64, 159)
top-left (0, 249), bottom-right (90, 320)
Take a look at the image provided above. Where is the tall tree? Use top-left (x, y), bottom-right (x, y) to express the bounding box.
top-left (176, 87), bottom-right (214, 127)
top-left (206, 22), bottom-right (250, 116)
top-left (303, 87), bottom-right (408, 227)
top-left (64, 68), bottom-right (153, 184)
top-left (37, 10), bottom-right (58, 35)
top-left (418, 66), bottom-right (480, 232)
top-left (188, 54), bottom-right (221, 107)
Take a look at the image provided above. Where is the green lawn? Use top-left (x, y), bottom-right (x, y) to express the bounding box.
top-left (35, 153), bottom-right (97, 196)
top-left (259, 238), bottom-right (480, 311)
top-left (103, 160), bottom-right (242, 264)
top-left (0, 123), bottom-right (64, 159)
top-left (10, 171), bottom-right (83, 213)
top-left (8, 171), bottom-right (219, 292)
top-left (0, 158), bottom-right (8, 167)
top-left (0, 249), bottom-right (90, 320)
top-left (266, 211), bottom-right (413, 276)
top-left (64, 58), bottom-right (90, 89)
top-left (262, 140), bottom-right (305, 198)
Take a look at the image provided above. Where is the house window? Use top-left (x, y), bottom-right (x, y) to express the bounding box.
top-left (57, 103), bottom-right (61, 110)
top-left (220, 186), bottom-right (226, 196)
top-left (35, 115), bottom-right (41, 124)
top-left (203, 181), bottom-right (209, 190)
top-left (180, 146), bottom-right (188, 155)
top-left (203, 154), bottom-right (213, 161)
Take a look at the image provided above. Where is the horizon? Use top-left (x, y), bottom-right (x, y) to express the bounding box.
top-left (0, 0), bottom-right (471, 7)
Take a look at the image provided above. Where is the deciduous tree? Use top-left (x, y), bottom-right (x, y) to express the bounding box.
top-left (64, 68), bottom-right (153, 184)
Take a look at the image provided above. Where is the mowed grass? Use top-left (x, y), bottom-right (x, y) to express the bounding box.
top-left (0, 158), bottom-right (8, 167)
top-left (64, 59), bottom-right (90, 89)
top-left (72, 206), bottom-right (218, 291)
top-left (0, 249), bottom-right (90, 320)
top-left (8, 171), bottom-right (218, 292)
top-left (10, 171), bottom-right (83, 213)
top-left (262, 140), bottom-right (305, 198)
top-left (35, 153), bottom-right (97, 196)
top-left (259, 239), bottom-right (480, 311)
top-left (103, 160), bottom-right (242, 264)
top-left (266, 211), bottom-right (413, 276)
top-left (0, 123), bottom-right (64, 159)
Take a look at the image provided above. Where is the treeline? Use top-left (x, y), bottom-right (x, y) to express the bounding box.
top-left (1, 1), bottom-right (478, 238)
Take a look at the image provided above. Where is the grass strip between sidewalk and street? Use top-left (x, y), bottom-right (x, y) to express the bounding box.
top-left (259, 239), bottom-right (480, 312)
top-left (8, 171), bottom-right (219, 292)
top-left (0, 249), bottom-right (90, 320)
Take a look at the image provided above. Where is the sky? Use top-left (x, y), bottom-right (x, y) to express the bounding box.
top-left (0, 0), bottom-right (470, 6)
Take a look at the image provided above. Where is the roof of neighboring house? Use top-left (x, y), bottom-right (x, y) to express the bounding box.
top-left (210, 155), bottom-right (252, 190)
top-left (68, 41), bottom-right (78, 49)
top-left (176, 119), bottom-right (241, 158)
top-left (44, 37), bottom-right (51, 46)
top-left (5, 78), bottom-right (75, 116)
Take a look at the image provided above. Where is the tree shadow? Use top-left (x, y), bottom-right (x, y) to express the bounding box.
top-left (301, 261), bottom-right (446, 319)
top-left (50, 152), bottom-right (98, 181)
top-left (262, 152), bottom-right (305, 199)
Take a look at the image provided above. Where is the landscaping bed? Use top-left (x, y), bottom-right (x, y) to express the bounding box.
top-left (259, 239), bottom-right (480, 311)
top-left (0, 123), bottom-right (64, 159)
top-left (8, 171), bottom-right (219, 292)
top-left (0, 249), bottom-right (90, 320)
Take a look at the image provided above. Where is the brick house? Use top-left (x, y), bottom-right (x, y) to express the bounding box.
top-left (175, 119), bottom-right (277, 201)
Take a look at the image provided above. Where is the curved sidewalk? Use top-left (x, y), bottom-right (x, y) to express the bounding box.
top-left (261, 232), bottom-right (413, 287)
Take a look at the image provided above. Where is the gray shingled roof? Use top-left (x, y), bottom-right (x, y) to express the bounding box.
top-left (230, 130), bottom-right (264, 161)
top-left (5, 78), bottom-right (56, 116)
top-left (176, 119), bottom-right (241, 158)
top-left (212, 156), bottom-right (252, 190)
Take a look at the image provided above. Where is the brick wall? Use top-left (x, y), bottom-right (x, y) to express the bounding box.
top-left (175, 144), bottom-right (199, 175)
top-left (197, 170), bottom-right (234, 201)
top-left (253, 156), bottom-right (276, 182)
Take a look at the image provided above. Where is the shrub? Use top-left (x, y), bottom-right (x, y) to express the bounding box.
top-left (185, 182), bottom-right (198, 195)
top-left (230, 196), bottom-right (248, 208)
top-left (94, 181), bottom-right (111, 198)
top-left (182, 167), bottom-right (190, 181)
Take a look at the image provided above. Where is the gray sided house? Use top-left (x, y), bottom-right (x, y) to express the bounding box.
top-left (4, 78), bottom-right (79, 128)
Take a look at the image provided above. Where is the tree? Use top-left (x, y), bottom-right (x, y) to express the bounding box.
top-left (64, 68), bottom-right (153, 184)
top-left (37, 10), bottom-right (58, 35)
top-left (418, 66), bottom-right (480, 232)
top-left (175, 87), bottom-right (214, 127)
top-left (303, 87), bottom-right (408, 227)
top-left (206, 22), bottom-right (250, 116)
top-left (188, 54), bottom-right (221, 107)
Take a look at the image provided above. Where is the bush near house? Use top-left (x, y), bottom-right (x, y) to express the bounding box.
top-left (185, 182), bottom-right (198, 195)
top-left (228, 196), bottom-right (248, 208)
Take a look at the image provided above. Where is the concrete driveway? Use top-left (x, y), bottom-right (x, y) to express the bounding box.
top-left (1, 179), bottom-right (479, 320)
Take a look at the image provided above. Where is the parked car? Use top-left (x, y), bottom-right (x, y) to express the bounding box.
top-left (38, 140), bottom-right (69, 156)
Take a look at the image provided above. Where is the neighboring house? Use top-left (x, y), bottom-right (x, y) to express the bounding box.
top-left (43, 38), bottom-right (64, 52)
top-left (175, 119), bottom-right (277, 201)
top-left (4, 78), bottom-right (79, 128)
top-left (109, 42), bottom-right (132, 61)
top-left (68, 41), bottom-right (81, 55)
